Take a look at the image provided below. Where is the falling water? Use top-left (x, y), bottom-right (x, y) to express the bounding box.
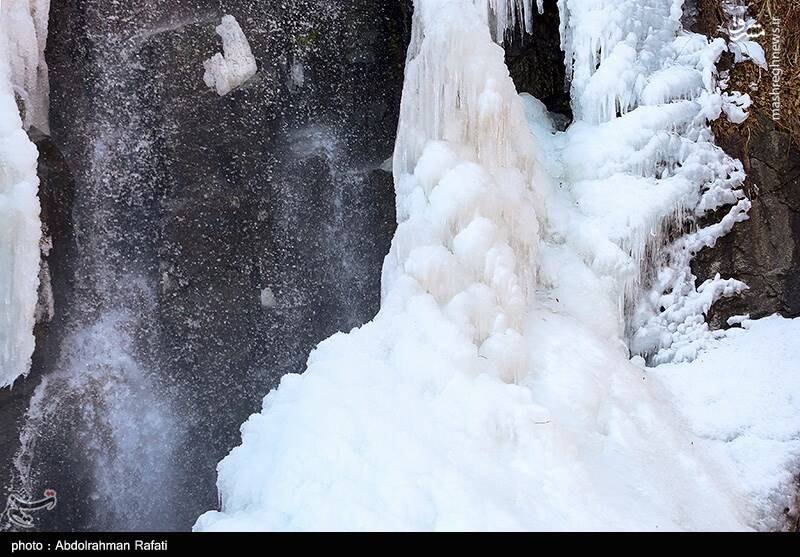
top-left (2, 0), bottom-right (408, 531)
top-left (7, 20), bottom-right (183, 529)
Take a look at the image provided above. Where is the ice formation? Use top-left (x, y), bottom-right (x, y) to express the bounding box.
top-left (0, 0), bottom-right (49, 132)
top-left (0, 0), bottom-right (45, 387)
top-left (195, 0), bottom-right (799, 532)
top-left (552, 0), bottom-right (753, 363)
top-left (203, 15), bottom-right (258, 96)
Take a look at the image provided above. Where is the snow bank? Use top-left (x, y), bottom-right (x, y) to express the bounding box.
top-left (194, 0), bottom-right (796, 532)
top-left (203, 15), bottom-right (257, 96)
top-left (0, 1), bottom-right (45, 388)
top-left (652, 316), bottom-right (800, 531)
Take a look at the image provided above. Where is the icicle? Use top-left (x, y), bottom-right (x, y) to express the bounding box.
top-left (0, 1), bottom-right (46, 387)
top-left (389, 0), bottom-right (543, 381)
top-left (1, 0), bottom-right (50, 132)
top-left (553, 0), bottom-right (751, 362)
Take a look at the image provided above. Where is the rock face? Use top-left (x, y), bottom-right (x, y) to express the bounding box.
top-left (687, 0), bottom-right (800, 328)
top-left (142, 1), bottom-right (406, 513)
top-left (694, 113), bottom-right (800, 327)
top-left (504, 0), bottom-right (571, 123)
top-left (3, 0), bottom-right (408, 531)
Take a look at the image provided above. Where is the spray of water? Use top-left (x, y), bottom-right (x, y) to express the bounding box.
top-left (9, 287), bottom-right (180, 530)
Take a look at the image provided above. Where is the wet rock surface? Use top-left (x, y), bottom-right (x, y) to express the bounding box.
top-left (504, 0), bottom-right (571, 123)
top-left (689, 0), bottom-right (800, 328)
top-left (2, 0), bottom-right (407, 531)
top-left (694, 114), bottom-right (800, 326)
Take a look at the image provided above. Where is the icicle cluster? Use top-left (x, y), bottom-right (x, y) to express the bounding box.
top-left (555, 0), bottom-right (753, 363)
top-left (388, 0), bottom-right (542, 381)
top-left (467, 0), bottom-right (543, 40)
top-left (0, 1), bottom-right (45, 388)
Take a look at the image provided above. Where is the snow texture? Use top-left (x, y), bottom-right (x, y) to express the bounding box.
top-left (652, 316), bottom-right (800, 531)
top-left (195, 0), bottom-right (798, 532)
top-left (203, 15), bottom-right (257, 96)
top-left (0, 0), bottom-right (45, 388)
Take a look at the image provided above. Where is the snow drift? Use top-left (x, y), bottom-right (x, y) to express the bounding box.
top-left (195, 0), bottom-right (799, 531)
top-left (0, 0), bottom-right (46, 388)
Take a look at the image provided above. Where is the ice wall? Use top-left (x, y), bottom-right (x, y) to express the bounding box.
top-left (387, 0), bottom-right (542, 383)
top-left (0, 0), bottom-right (45, 388)
top-left (554, 0), bottom-right (752, 363)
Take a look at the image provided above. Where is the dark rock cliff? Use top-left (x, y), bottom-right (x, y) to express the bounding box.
top-left (2, 0), bottom-right (408, 531)
top-left (504, 0), bottom-right (571, 124)
top-left (694, 113), bottom-right (800, 326)
top-left (690, 1), bottom-right (800, 328)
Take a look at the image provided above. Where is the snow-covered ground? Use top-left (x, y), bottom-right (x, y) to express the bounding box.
top-left (652, 316), bottom-right (800, 531)
top-left (0, 0), bottom-right (45, 388)
top-left (195, 0), bottom-right (799, 532)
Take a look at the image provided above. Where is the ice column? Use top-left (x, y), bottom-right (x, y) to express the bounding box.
top-left (0, 0), bottom-right (46, 387)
